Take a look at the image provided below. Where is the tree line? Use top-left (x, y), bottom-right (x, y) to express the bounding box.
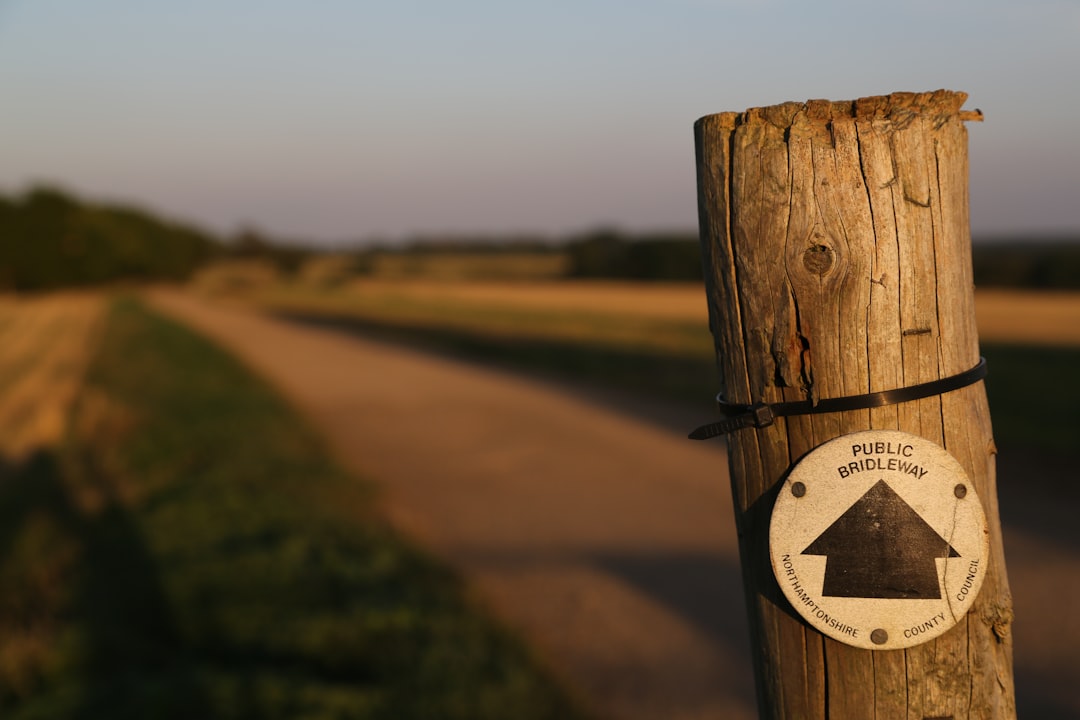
top-left (361, 229), bottom-right (1080, 289)
top-left (560, 230), bottom-right (1080, 289)
top-left (970, 239), bottom-right (1080, 291)
top-left (2, 185), bottom-right (1077, 290)
top-left (0, 186), bottom-right (221, 291)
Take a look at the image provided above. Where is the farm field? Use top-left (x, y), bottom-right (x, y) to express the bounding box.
top-left (250, 279), bottom-right (713, 357)
top-left (230, 278), bottom-right (1080, 454)
top-left (0, 293), bottom-right (582, 719)
top-left (232, 279), bottom-right (722, 410)
top-left (973, 289), bottom-right (1080, 347)
top-left (0, 293), bottom-right (104, 461)
top-left (237, 278), bottom-right (1080, 354)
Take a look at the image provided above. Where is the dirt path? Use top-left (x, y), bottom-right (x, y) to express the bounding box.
top-left (148, 289), bottom-right (756, 720)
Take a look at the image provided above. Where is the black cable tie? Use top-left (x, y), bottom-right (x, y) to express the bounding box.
top-left (688, 357), bottom-right (987, 441)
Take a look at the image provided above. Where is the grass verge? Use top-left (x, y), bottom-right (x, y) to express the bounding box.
top-left (0, 297), bottom-right (584, 719)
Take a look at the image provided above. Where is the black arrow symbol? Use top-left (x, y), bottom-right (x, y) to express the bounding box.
top-left (801, 479), bottom-right (959, 599)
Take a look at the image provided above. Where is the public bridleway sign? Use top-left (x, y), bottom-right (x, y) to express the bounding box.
top-left (769, 430), bottom-right (989, 650)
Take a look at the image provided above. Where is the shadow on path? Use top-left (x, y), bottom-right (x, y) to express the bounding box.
top-left (591, 551), bottom-right (751, 660)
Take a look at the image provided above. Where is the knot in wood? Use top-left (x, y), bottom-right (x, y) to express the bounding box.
top-left (802, 244), bottom-right (835, 276)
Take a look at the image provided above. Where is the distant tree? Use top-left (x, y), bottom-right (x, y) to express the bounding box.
top-left (972, 239), bottom-right (1080, 290)
top-left (565, 228), bottom-right (632, 278)
top-left (227, 227), bottom-right (312, 275)
top-left (0, 185), bottom-right (221, 291)
top-left (625, 233), bottom-right (703, 281)
top-left (565, 229), bottom-right (702, 281)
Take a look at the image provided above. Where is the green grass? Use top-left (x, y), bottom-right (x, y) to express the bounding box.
top-left (0, 298), bottom-right (584, 719)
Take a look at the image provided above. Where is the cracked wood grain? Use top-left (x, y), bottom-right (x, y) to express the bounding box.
top-left (694, 90), bottom-right (1015, 720)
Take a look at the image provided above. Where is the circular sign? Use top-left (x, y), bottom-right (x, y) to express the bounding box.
top-left (769, 430), bottom-right (989, 650)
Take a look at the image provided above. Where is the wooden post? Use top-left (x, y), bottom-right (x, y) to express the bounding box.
top-left (693, 91), bottom-right (1016, 718)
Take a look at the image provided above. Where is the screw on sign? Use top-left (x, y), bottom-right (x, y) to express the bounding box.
top-left (769, 430), bottom-right (989, 650)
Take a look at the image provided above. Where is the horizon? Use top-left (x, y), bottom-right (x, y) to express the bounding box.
top-left (4, 180), bottom-right (1079, 251)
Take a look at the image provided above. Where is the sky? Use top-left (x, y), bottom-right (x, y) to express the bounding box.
top-left (1, 1), bottom-right (1078, 244)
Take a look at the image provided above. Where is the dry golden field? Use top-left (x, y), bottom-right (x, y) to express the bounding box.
top-left (354, 280), bottom-right (1080, 344)
top-left (0, 294), bottom-right (104, 463)
top-left (246, 277), bottom-right (1080, 349)
top-left (245, 279), bottom-right (713, 359)
top-left (974, 289), bottom-right (1080, 346)
top-left (341, 278), bottom-right (709, 321)
top-left (363, 251), bottom-right (570, 281)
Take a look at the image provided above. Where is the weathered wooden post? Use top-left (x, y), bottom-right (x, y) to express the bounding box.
top-left (692, 91), bottom-right (1016, 718)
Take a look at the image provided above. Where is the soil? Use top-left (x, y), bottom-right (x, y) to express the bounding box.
top-left (148, 289), bottom-right (1079, 720)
